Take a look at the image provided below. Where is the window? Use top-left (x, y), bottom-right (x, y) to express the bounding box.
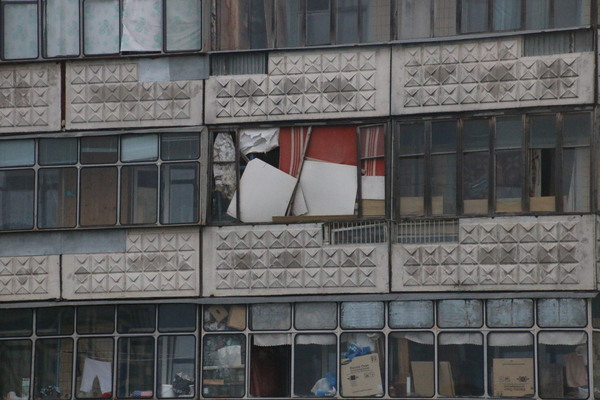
top-left (0, 131), bottom-right (205, 232)
top-left (0, 0), bottom-right (202, 61)
top-left (0, 299), bottom-right (595, 399)
top-left (214, 0), bottom-right (391, 49)
top-left (211, 124), bottom-right (386, 223)
top-left (393, 111), bottom-right (593, 218)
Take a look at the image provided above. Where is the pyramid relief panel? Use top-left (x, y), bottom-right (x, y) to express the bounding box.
top-left (206, 48), bottom-right (390, 123)
top-left (0, 256), bottom-right (60, 301)
top-left (66, 60), bottom-right (203, 129)
top-left (393, 39), bottom-right (594, 114)
top-left (62, 228), bottom-right (199, 299)
top-left (203, 224), bottom-right (388, 296)
top-left (393, 215), bottom-right (595, 292)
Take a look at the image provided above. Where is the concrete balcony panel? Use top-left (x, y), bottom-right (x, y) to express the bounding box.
top-left (392, 38), bottom-right (595, 115)
top-left (392, 215), bottom-right (595, 292)
top-left (0, 62), bottom-right (61, 133)
top-left (65, 58), bottom-right (204, 130)
top-left (0, 255), bottom-right (60, 301)
top-left (62, 228), bottom-right (200, 299)
top-left (205, 47), bottom-right (391, 124)
top-left (203, 224), bottom-right (389, 296)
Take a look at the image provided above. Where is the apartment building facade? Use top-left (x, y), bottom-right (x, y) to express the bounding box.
top-left (0, 0), bottom-right (599, 398)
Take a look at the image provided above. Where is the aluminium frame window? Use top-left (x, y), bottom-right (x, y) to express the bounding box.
top-left (0, 130), bottom-right (207, 232)
top-left (0, 0), bottom-right (203, 61)
top-left (393, 110), bottom-right (593, 218)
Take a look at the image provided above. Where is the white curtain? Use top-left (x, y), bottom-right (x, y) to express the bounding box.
top-left (121, 0), bottom-right (163, 51)
top-left (296, 334), bottom-right (336, 346)
top-left (539, 332), bottom-right (587, 346)
top-left (488, 332), bottom-right (534, 347)
top-left (253, 334), bottom-right (292, 347)
top-left (439, 332), bottom-right (482, 346)
top-left (165, 0), bottom-right (202, 51)
top-left (46, 0), bottom-right (79, 57)
top-left (84, 0), bottom-right (120, 54)
top-left (3, 3), bottom-right (38, 59)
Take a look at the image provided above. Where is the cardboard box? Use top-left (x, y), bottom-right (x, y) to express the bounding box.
top-left (226, 305), bottom-right (246, 330)
top-left (492, 358), bottom-right (534, 397)
top-left (341, 354), bottom-right (383, 397)
top-left (412, 361), bottom-right (454, 396)
top-left (361, 200), bottom-right (385, 216)
top-left (207, 305), bottom-right (228, 323)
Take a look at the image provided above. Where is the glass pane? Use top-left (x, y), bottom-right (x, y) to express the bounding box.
top-left (487, 299), bottom-right (534, 327)
top-left (3, 3), bottom-right (38, 59)
top-left (433, 0), bottom-right (457, 36)
top-left (80, 167), bottom-right (118, 226)
top-left (276, 0), bottom-right (301, 47)
top-left (399, 123), bottom-right (425, 155)
top-left (398, 0), bottom-right (431, 39)
top-left (431, 120), bottom-right (457, 153)
top-left (389, 332), bottom-right (434, 398)
top-left (438, 300), bottom-right (483, 328)
top-left (250, 334), bottom-right (291, 397)
top-left (77, 305), bottom-right (115, 334)
top-left (362, 0), bottom-right (390, 42)
top-left (294, 334), bottom-right (336, 396)
top-left (0, 169), bottom-right (35, 230)
top-left (39, 138), bottom-right (78, 165)
top-left (593, 333), bottom-right (600, 397)
top-left (0, 340), bottom-right (32, 398)
top-left (563, 148), bottom-right (590, 212)
top-left (81, 137), bottom-right (118, 164)
top-left (496, 116), bottom-right (522, 148)
top-left (121, 0), bottom-right (163, 52)
top-left (538, 332), bottom-right (588, 398)
top-left (117, 337), bottom-right (155, 398)
top-left (45, 0), bottom-right (80, 57)
top-left (463, 152), bottom-right (489, 214)
top-left (122, 135), bottom-right (158, 162)
top-left (37, 306), bottom-right (75, 335)
top-left (554, 0), bottom-right (583, 27)
top-left (34, 339), bottom-right (74, 400)
top-left (250, 303), bottom-right (291, 330)
top-left (212, 133), bottom-right (237, 222)
top-left (84, 0), bottom-right (120, 54)
top-left (389, 301), bottom-right (433, 328)
top-left (563, 112), bottom-right (591, 147)
top-left (117, 305), bottom-right (156, 333)
top-left (157, 336), bottom-right (195, 398)
top-left (431, 154), bottom-right (456, 215)
top-left (166, 0), bottom-right (202, 51)
top-left (0, 308), bottom-right (33, 337)
top-left (0, 140), bottom-right (35, 167)
top-left (525, 0), bottom-right (550, 29)
top-left (306, 0), bottom-right (331, 45)
top-left (438, 333), bottom-right (484, 396)
top-left (398, 157), bottom-right (424, 216)
top-left (340, 332), bottom-right (384, 397)
top-left (530, 115), bottom-right (556, 148)
top-left (158, 304), bottom-right (196, 332)
top-left (528, 147), bottom-right (556, 211)
top-left (38, 168), bottom-right (78, 229)
top-left (160, 163), bottom-right (199, 224)
top-left (487, 333), bottom-right (534, 397)
top-left (204, 304), bottom-right (246, 331)
top-left (336, 0), bottom-right (359, 44)
top-left (341, 302), bottom-right (384, 329)
top-left (463, 119), bottom-right (490, 151)
top-left (593, 296), bottom-right (600, 328)
top-left (496, 150), bottom-right (522, 213)
top-left (202, 335), bottom-right (246, 397)
top-left (461, 0), bottom-right (488, 33)
top-left (295, 302), bottom-right (337, 330)
top-left (76, 337), bottom-right (114, 397)
top-left (492, 0), bottom-right (521, 30)
top-left (161, 133), bottom-right (200, 160)
top-left (120, 165), bottom-right (158, 225)
top-left (538, 298), bottom-right (586, 327)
